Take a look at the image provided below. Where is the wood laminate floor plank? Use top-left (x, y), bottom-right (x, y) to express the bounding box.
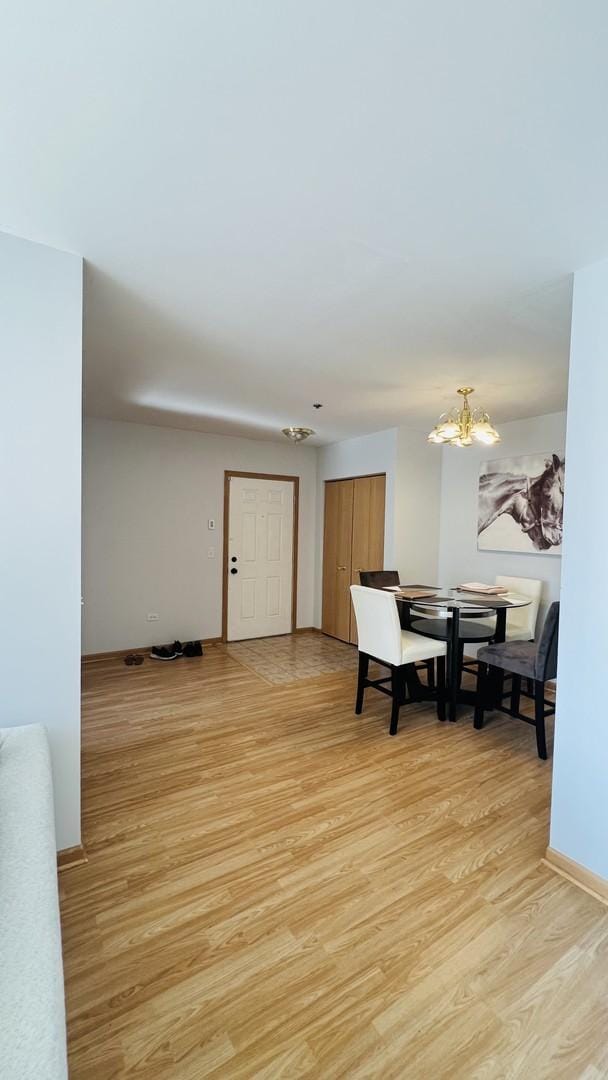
top-left (60, 639), bottom-right (608, 1078)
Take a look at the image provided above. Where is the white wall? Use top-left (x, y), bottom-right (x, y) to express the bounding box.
top-left (437, 411), bottom-right (566, 626)
top-left (394, 426), bottom-right (442, 585)
top-left (1, 231), bottom-right (82, 851)
top-left (83, 418), bottom-right (317, 653)
top-left (550, 258), bottom-right (608, 881)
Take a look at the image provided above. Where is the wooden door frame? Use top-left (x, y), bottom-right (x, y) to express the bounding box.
top-left (222, 470), bottom-right (300, 642)
top-left (324, 472), bottom-right (386, 484)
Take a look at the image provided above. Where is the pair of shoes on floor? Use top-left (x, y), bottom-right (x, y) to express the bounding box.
top-left (182, 640), bottom-right (203, 657)
top-left (150, 644), bottom-right (179, 661)
top-left (124, 652), bottom-right (144, 666)
top-left (150, 640), bottom-right (183, 661)
top-left (150, 640), bottom-right (203, 661)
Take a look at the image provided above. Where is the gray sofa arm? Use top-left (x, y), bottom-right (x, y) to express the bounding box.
top-left (0, 724), bottom-right (68, 1080)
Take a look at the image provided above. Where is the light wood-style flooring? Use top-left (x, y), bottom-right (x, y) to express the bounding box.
top-left (61, 637), bottom-right (608, 1078)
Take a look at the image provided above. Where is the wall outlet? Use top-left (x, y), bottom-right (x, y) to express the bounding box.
top-left (147, 612), bottom-right (160, 622)
top-left (207, 547), bottom-right (215, 558)
top-left (208, 518), bottom-right (216, 530)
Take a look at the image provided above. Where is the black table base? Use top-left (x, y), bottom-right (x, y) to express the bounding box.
top-left (400, 604), bottom-right (508, 722)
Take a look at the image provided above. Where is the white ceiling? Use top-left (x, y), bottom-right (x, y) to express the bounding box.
top-left (2, 2), bottom-right (607, 443)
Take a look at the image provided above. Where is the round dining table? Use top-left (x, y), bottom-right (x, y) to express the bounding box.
top-left (392, 587), bottom-right (531, 722)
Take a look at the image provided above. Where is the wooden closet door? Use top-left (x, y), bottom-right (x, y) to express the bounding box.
top-left (350, 475), bottom-right (386, 643)
top-left (322, 479), bottom-right (354, 640)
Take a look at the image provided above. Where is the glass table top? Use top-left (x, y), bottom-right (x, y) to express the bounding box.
top-left (387, 586), bottom-right (531, 610)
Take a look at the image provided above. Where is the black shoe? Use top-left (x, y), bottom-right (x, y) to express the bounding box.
top-left (183, 641), bottom-right (203, 657)
top-left (150, 646), bottom-right (177, 661)
top-left (124, 652), bottom-right (144, 666)
top-left (172, 640), bottom-right (184, 656)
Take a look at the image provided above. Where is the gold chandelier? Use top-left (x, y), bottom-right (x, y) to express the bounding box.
top-left (427, 387), bottom-right (500, 448)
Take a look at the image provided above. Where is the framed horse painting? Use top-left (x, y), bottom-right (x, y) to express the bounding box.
top-left (478, 452), bottom-right (565, 555)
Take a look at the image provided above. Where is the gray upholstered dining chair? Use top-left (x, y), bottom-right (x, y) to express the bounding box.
top-left (473, 601), bottom-right (559, 759)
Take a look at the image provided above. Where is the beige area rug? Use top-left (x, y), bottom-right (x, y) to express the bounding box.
top-left (225, 632), bottom-right (360, 685)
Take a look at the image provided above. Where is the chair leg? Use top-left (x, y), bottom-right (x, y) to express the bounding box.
top-left (488, 664), bottom-right (503, 708)
top-left (510, 674), bottom-right (521, 717)
top-left (474, 661), bottom-right (487, 729)
top-left (436, 655), bottom-right (446, 722)
top-left (390, 666), bottom-right (404, 736)
top-left (534, 679), bottom-right (548, 760)
top-left (404, 663), bottom-right (422, 701)
top-left (495, 667), bottom-right (506, 707)
top-left (456, 641), bottom-right (465, 692)
top-left (426, 658), bottom-right (435, 690)
top-left (355, 652), bottom-right (369, 714)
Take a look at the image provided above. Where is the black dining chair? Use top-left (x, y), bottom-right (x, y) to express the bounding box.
top-left (358, 569), bottom-right (400, 590)
top-left (358, 570), bottom-right (435, 688)
top-left (473, 601), bottom-right (560, 759)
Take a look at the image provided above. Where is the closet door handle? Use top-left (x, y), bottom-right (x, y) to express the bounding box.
top-left (337, 565), bottom-right (347, 571)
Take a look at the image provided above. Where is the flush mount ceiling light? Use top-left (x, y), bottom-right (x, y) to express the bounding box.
top-left (282, 426), bottom-right (315, 443)
top-left (427, 387), bottom-right (500, 448)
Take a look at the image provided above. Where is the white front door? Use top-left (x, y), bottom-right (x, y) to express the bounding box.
top-left (227, 475), bottom-right (295, 641)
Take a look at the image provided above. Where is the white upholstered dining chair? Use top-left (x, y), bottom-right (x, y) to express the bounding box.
top-left (476, 575), bottom-right (542, 641)
top-left (350, 585), bottom-right (447, 735)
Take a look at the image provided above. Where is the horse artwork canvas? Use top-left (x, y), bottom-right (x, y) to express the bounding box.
top-left (478, 453), bottom-right (565, 555)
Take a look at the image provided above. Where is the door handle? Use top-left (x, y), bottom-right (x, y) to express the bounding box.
top-left (230, 568), bottom-right (238, 575)
top-left (337, 566), bottom-right (347, 571)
